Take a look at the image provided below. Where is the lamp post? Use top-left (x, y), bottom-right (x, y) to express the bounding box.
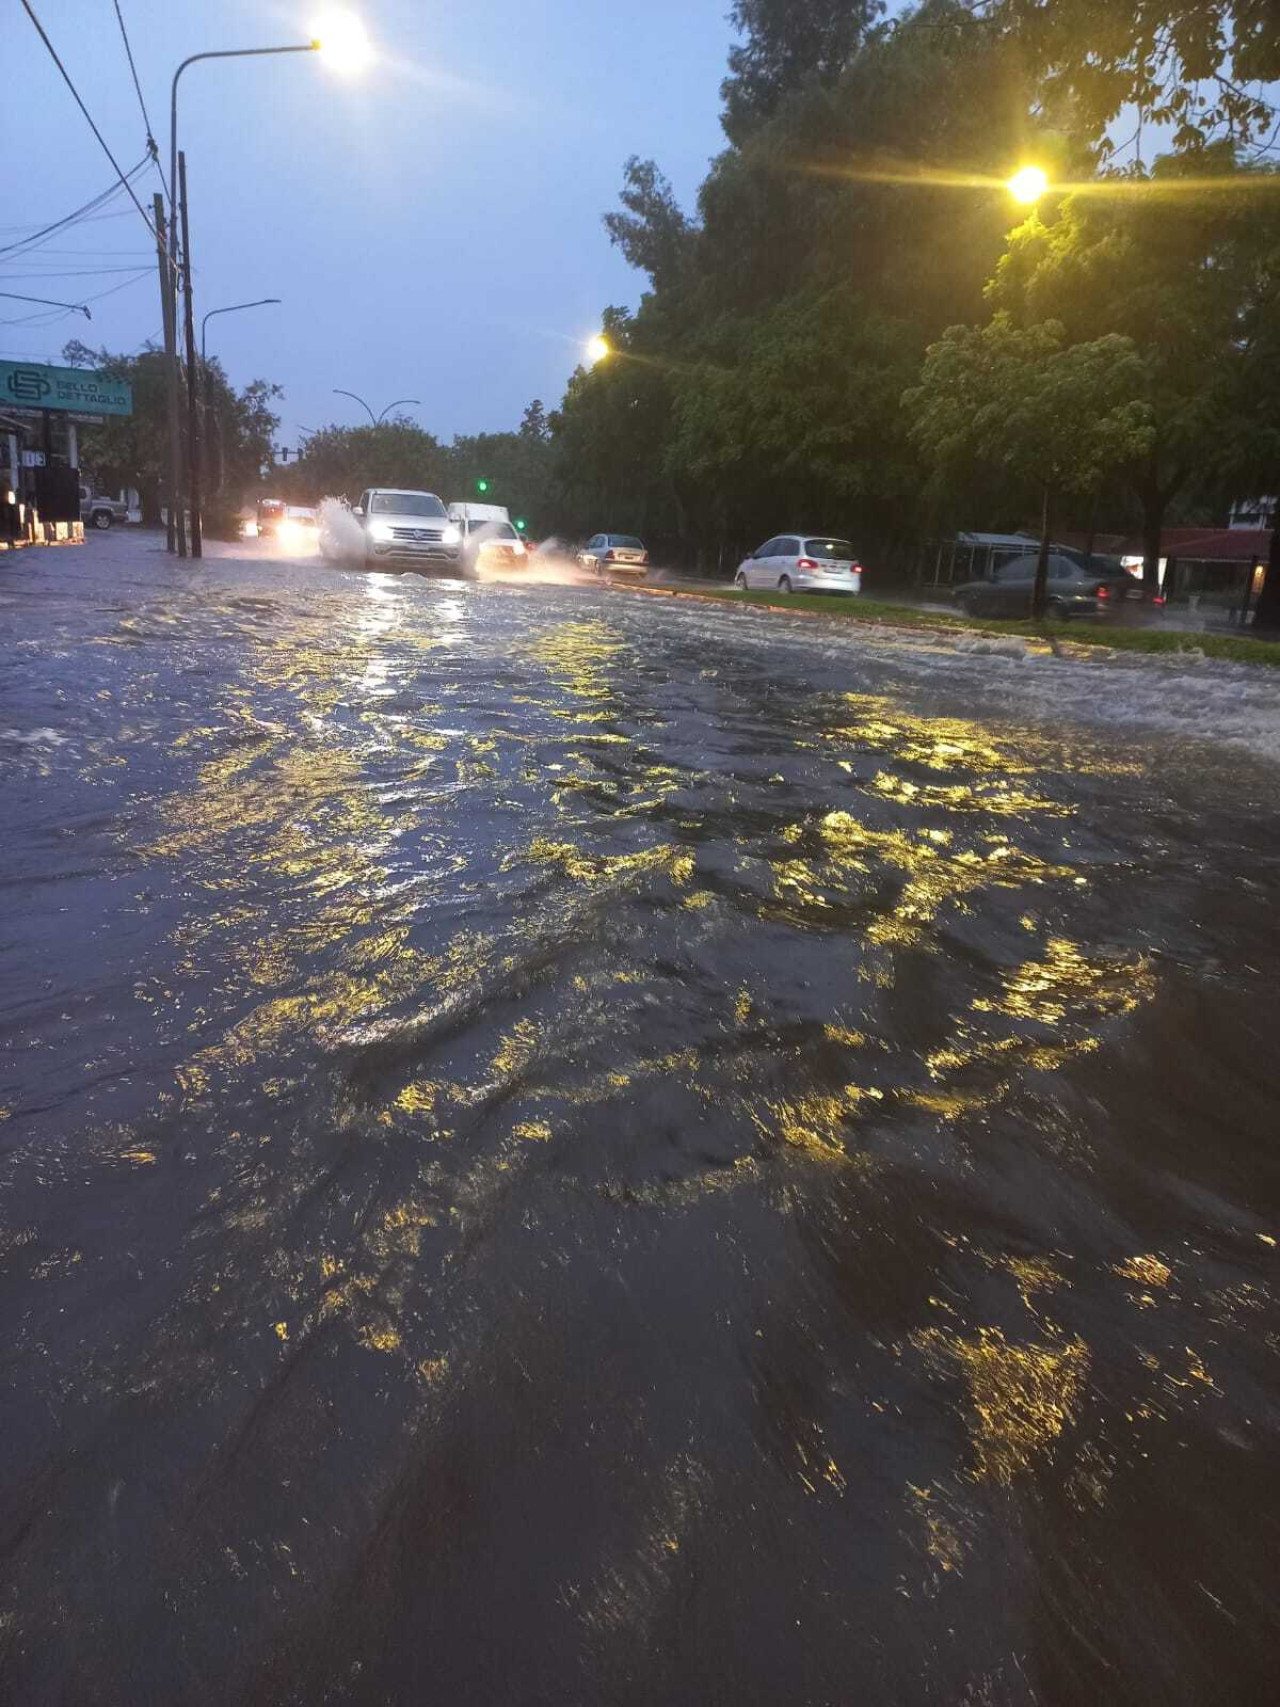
top-left (333, 390), bottom-right (423, 426)
top-left (200, 300), bottom-right (281, 500)
top-left (165, 14), bottom-right (371, 557)
top-left (201, 298), bottom-right (282, 365)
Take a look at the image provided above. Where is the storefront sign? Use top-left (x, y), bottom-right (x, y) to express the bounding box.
top-left (0, 360), bottom-right (132, 418)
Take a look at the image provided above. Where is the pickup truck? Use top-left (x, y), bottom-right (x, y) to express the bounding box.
top-left (80, 484), bottom-right (130, 531)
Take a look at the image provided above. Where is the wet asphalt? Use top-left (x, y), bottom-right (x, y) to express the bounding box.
top-left (2, 531), bottom-right (1279, 1706)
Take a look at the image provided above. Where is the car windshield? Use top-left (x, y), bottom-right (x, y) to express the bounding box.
top-left (478, 523), bottom-right (518, 541)
top-left (371, 493), bottom-right (445, 517)
top-left (805, 538), bottom-right (856, 559)
top-left (610, 536), bottom-right (645, 550)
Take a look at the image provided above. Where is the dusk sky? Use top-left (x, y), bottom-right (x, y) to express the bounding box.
top-left (6, 1), bottom-right (734, 448)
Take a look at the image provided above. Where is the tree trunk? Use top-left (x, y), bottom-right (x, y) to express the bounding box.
top-left (1254, 527), bottom-right (1280, 632)
top-left (1083, 490), bottom-right (1099, 571)
top-left (1140, 489), bottom-right (1166, 597)
top-left (1032, 485), bottom-right (1053, 619)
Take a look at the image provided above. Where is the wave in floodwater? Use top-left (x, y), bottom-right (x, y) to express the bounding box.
top-left (0, 539), bottom-right (1278, 1705)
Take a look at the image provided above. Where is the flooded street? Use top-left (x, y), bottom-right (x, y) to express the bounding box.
top-left (3, 533), bottom-right (1279, 1705)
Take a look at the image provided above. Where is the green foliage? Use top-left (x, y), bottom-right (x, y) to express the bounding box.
top-left (906, 316), bottom-right (1154, 499)
top-left (603, 159), bottom-right (694, 293)
top-left (722, 0), bottom-right (885, 144)
top-left (62, 338), bottom-right (281, 523)
top-left (981, 1), bottom-right (1280, 151)
top-left (280, 413), bottom-right (556, 534)
top-left (555, 0), bottom-right (1041, 565)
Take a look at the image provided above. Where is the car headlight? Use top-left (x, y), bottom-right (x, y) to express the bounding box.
top-left (370, 522), bottom-right (394, 542)
top-left (442, 524), bottom-right (461, 546)
top-left (513, 541), bottom-right (526, 556)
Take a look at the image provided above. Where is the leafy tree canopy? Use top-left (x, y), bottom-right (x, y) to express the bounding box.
top-left (722, 0), bottom-right (886, 144)
top-left (977, 0), bottom-right (1280, 150)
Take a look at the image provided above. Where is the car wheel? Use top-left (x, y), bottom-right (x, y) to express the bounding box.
top-left (1046, 596), bottom-right (1067, 619)
top-left (734, 571), bottom-right (747, 590)
top-left (955, 592), bottom-right (976, 616)
top-left (777, 576), bottom-right (792, 595)
top-left (92, 510), bottom-right (112, 530)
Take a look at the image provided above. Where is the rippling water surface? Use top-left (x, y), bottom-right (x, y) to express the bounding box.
top-left (2, 538), bottom-right (1279, 1704)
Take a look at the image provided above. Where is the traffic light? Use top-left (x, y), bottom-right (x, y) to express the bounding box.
top-left (476, 477), bottom-right (490, 494)
top-left (281, 447), bottom-right (289, 462)
top-left (515, 518), bottom-right (527, 532)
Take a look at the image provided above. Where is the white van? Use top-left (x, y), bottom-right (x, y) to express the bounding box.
top-left (447, 500), bottom-right (529, 569)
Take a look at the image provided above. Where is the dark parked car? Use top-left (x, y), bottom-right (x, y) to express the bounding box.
top-left (953, 553), bottom-right (1118, 620)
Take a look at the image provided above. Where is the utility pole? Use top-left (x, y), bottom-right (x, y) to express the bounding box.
top-left (153, 192), bottom-right (179, 552)
top-left (163, 201), bottom-right (186, 557)
top-left (178, 153), bottom-right (202, 558)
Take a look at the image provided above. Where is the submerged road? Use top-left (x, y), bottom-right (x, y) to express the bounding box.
top-left (2, 531), bottom-right (1279, 1705)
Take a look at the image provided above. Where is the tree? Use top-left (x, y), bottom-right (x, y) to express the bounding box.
top-left (906, 316), bottom-right (1155, 614)
top-left (978, 1), bottom-right (1280, 151)
top-left (987, 148), bottom-right (1280, 591)
top-left (519, 400), bottom-right (551, 444)
top-left (603, 159), bottom-right (694, 294)
top-left (283, 421), bottom-right (451, 505)
top-left (721, 0), bottom-right (885, 144)
top-left (62, 339), bottom-right (281, 528)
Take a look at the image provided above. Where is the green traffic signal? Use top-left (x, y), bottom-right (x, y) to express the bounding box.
top-left (515, 518), bottom-right (527, 532)
top-left (477, 478), bottom-right (490, 494)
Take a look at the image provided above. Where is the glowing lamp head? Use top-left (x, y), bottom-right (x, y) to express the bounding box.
top-left (586, 334), bottom-right (611, 365)
top-left (1008, 166), bottom-right (1049, 206)
top-left (313, 10), bottom-right (373, 74)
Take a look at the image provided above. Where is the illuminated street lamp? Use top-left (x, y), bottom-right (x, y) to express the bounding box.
top-left (586, 334), bottom-right (611, 365)
top-left (164, 12), bottom-right (371, 558)
top-left (1007, 165), bottom-right (1050, 206)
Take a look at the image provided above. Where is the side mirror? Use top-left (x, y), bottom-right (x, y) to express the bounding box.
top-left (352, 505), bottom-right (364, 518)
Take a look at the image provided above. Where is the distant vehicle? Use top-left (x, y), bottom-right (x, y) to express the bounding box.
top-left (277, 505), bottom-right (320, 552)
top-left (446, 501), bottom-right (529, 569)
top-left (471, 520), bottom-right (530, 570)
top-left (578, 534), bottom-right (649, 577)
top-left (952, 553), bottom-right (1110, 619)
top-left (79, 483), bottom-right (129, 531)
top-left (1051, 546), bottom-right (1141, 599)
top-left (353, 488), bottom-right (462, 570)
top-left (251, 497), bottom-right (287, 539)
top-left (734, 535), bottom-right (863, 595)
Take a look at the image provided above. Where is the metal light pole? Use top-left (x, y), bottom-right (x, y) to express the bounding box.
top-left (201, 300), bottom-right (280, 503)
top-left (333, 390), bottom-right (424, 426)
top-left (165, 44), bottom-right (318, 558)
top-left (201, 299), bottom-right (281, 366)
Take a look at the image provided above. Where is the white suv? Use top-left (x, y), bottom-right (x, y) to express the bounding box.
top-left (735, 535), bottom-right (863, 595)
top-left (353, 489), bottom-right (462, 569)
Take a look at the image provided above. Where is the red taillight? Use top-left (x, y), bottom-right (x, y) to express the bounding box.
top-left (605, 549), bottom-right (616, 561)
top-left (1096, 585), bottom-right (1110, 599)
top-left (796, 557), bottom-right (818, 570)
top-left (852, 564), bottom-right (863, 576)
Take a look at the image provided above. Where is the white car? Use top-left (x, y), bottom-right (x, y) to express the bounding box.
top-left (578, 533), bottom-right (649, 577)
top-left (735, 534), bottom-right (864, 595)
top-left (352, 488), bottom-right (463, 570)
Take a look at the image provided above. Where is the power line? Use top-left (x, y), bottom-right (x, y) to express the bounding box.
top-left (0, 268), bottom-right (152, 328)
top-left (111, 0), bottom-right (169, 201)
top-left (0, 159), bottom-right (150, 259)
top-left (18, 0), bottom-right (156, 242)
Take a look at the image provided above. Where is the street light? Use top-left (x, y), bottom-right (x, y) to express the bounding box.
top-left (201, 298), bottom-right (281, 364)
top-left (164, 16), bottom-right (370, 559)
top-left (314, 10), bottom-right (374, 73)
top-left (333, 390), bottom-right (424, 427)
top-left (200, 299), bottom-right (281, 502)
top-left (586, 334), bottom-right (611, 365)
top-left (1008, 165), bottom-right (1050, 206)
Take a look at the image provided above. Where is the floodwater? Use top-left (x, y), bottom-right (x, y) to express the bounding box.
top-left (2, 534), bottom-right (1279, 1706)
